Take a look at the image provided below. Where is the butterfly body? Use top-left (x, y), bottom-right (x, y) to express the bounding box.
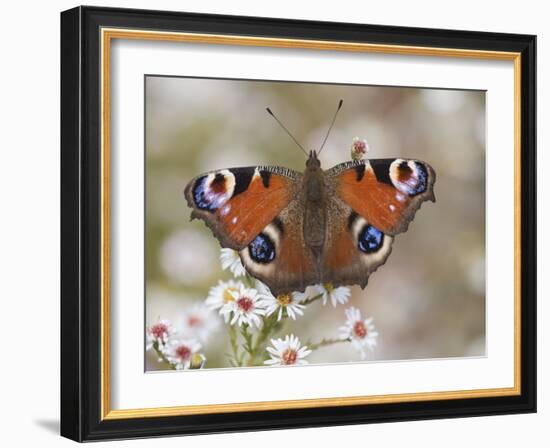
top-left (185, 151), bottom-right (435, 295)
top-left (302, 151), bottom-right (328, 263)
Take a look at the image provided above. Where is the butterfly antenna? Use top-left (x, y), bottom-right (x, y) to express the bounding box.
top-left (266, 107), bottom-right (308, 156)
top-left (318, 99), bottom-right (343, 154)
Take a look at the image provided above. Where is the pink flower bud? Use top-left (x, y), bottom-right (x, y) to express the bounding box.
top-left (351, 137), bottom-right (369, 160)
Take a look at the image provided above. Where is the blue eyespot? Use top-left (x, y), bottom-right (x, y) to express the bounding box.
top-left (358, 224), bottom-right (384, 253)
top-left (408, 162), bottom-right (428, 196)
top-left (248, 233), bottom-right (276, 264)
top-left (192, 176), bottom-right (213, 211)
top-left (193, 175), bottom-right (226, 211)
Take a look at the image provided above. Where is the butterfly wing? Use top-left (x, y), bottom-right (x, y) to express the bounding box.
top-left (184, 166), bottom-right (301, 250)
top-left (320, 158), bottom-right (435, 287)
top-left (321, 198), bottom-right (394, 288)
top-left (327, 158), bottom-right (436, 235)
top-left (238, 198), bottom-right (318, 296)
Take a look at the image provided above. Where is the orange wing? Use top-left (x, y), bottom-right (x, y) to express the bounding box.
top-left (328, 158), bottom-right (436, 235)
top-left (184, 166), bottom-right (301, 250)
top-left (320, 197), bottom-right (394, 289)
top-left (238, 202), bottom-right (318, 295)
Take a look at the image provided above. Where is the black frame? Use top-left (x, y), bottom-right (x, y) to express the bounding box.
top-left (61, 5), bottom-right (537, 442)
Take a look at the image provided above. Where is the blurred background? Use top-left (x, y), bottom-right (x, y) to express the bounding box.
top-left (145, 76), bottom-right (485, 370)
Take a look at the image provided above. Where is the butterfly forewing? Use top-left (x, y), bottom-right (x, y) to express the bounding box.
top-left (316, 158), bottom-right (435, 289)
top-left (327, 158), bottom-right (436, 235)
top-left (184, 166), bottom-right (301, 250)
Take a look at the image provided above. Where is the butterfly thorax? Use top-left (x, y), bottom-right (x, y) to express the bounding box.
top-left (303, 151), bottom-right (327, 263)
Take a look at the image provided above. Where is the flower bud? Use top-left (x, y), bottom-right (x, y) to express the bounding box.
top-left (351, 137), bottom-right (369, 160)
top-left (189, 353), bottom-right (206, 369)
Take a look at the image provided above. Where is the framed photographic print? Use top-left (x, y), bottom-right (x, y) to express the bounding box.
top-left (60, 6), bottom-right (536, 441)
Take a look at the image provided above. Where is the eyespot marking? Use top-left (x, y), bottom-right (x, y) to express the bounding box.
top-left (398, 160), bottom-right (412, 177)
top-left (408, 162), bottom-right (428, 196)
top-left (248, 233), bottom-right (276, 264)
top-left (358, 224), bottom-right (384, 254)
top-left (210, 172), bottom-right (226, 192)
top-left (390, 159), bottom-right (428, 196)
top-left (192, 176), bottom-right (212, 210)
top-left (192, 170), bottom-right (235, 212)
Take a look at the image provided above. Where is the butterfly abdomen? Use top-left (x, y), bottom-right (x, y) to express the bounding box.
top-left (303, 164), bottom-right (327, 265)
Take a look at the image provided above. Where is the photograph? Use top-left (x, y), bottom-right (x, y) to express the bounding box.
top-left (144, 76), bottom-right (486, 371)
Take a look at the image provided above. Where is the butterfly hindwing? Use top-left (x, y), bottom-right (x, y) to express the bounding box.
top-left (327, 158), bottom-right (436, 235)
top-left (184, 166), bottom-right (301, 250)
top-left (320, 198), bottom-right (394, 288)
top-left (238, 199), bottom-right (318, 295)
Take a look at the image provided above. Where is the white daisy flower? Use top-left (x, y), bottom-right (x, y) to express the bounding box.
top-left (264, 334), bottom-right (312, 366)
top-left (162, 338), bottom-right (202, 370)
top-left (179, 303), bottom-right (220, 343)
top-left (220, 284), bottom-right (266, 328)
top-left (205, 279), bottom-right (244, 322)
top-left (220, 248), bottom-right (247, 277)
top-left (339, 307), bottom-right (378, 360)
top-left (146, 319), bottom-right (174, 351)
top-left (313, 283), bottom-right (351, 307)
top-left (256, 281), bottom-right (306, 321)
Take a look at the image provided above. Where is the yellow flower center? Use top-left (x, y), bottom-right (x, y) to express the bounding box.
top-left (223, 287), bottom-right (238, 303)
top-left (323, 283), bottom-right (334, 293)
top-left (276, 293), bottom-right (292, 306)
top-left (190, 353), bottom-right (205, 369)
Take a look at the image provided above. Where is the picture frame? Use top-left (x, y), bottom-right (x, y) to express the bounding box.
top-left (60, 5), bottom-right (536, 441)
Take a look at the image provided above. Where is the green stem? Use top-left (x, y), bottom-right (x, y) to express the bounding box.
top-left (241, 324), bottom-right (254, 358)
top-left (228, 323), bottom-right (241, 367)
top-left (307, 337), bottom-right (350, 351)
top-left (244, 273), bottom-right (256, 288)
top-left (247, 313), bottom-right (279, 366)
top-left (300, 293), bottom-right (324, 306)
top-left (153, 342), bottom-right (176, 370)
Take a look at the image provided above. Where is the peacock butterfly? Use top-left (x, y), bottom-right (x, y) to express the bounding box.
top-left (184, 101), bottom-right (436, 295)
